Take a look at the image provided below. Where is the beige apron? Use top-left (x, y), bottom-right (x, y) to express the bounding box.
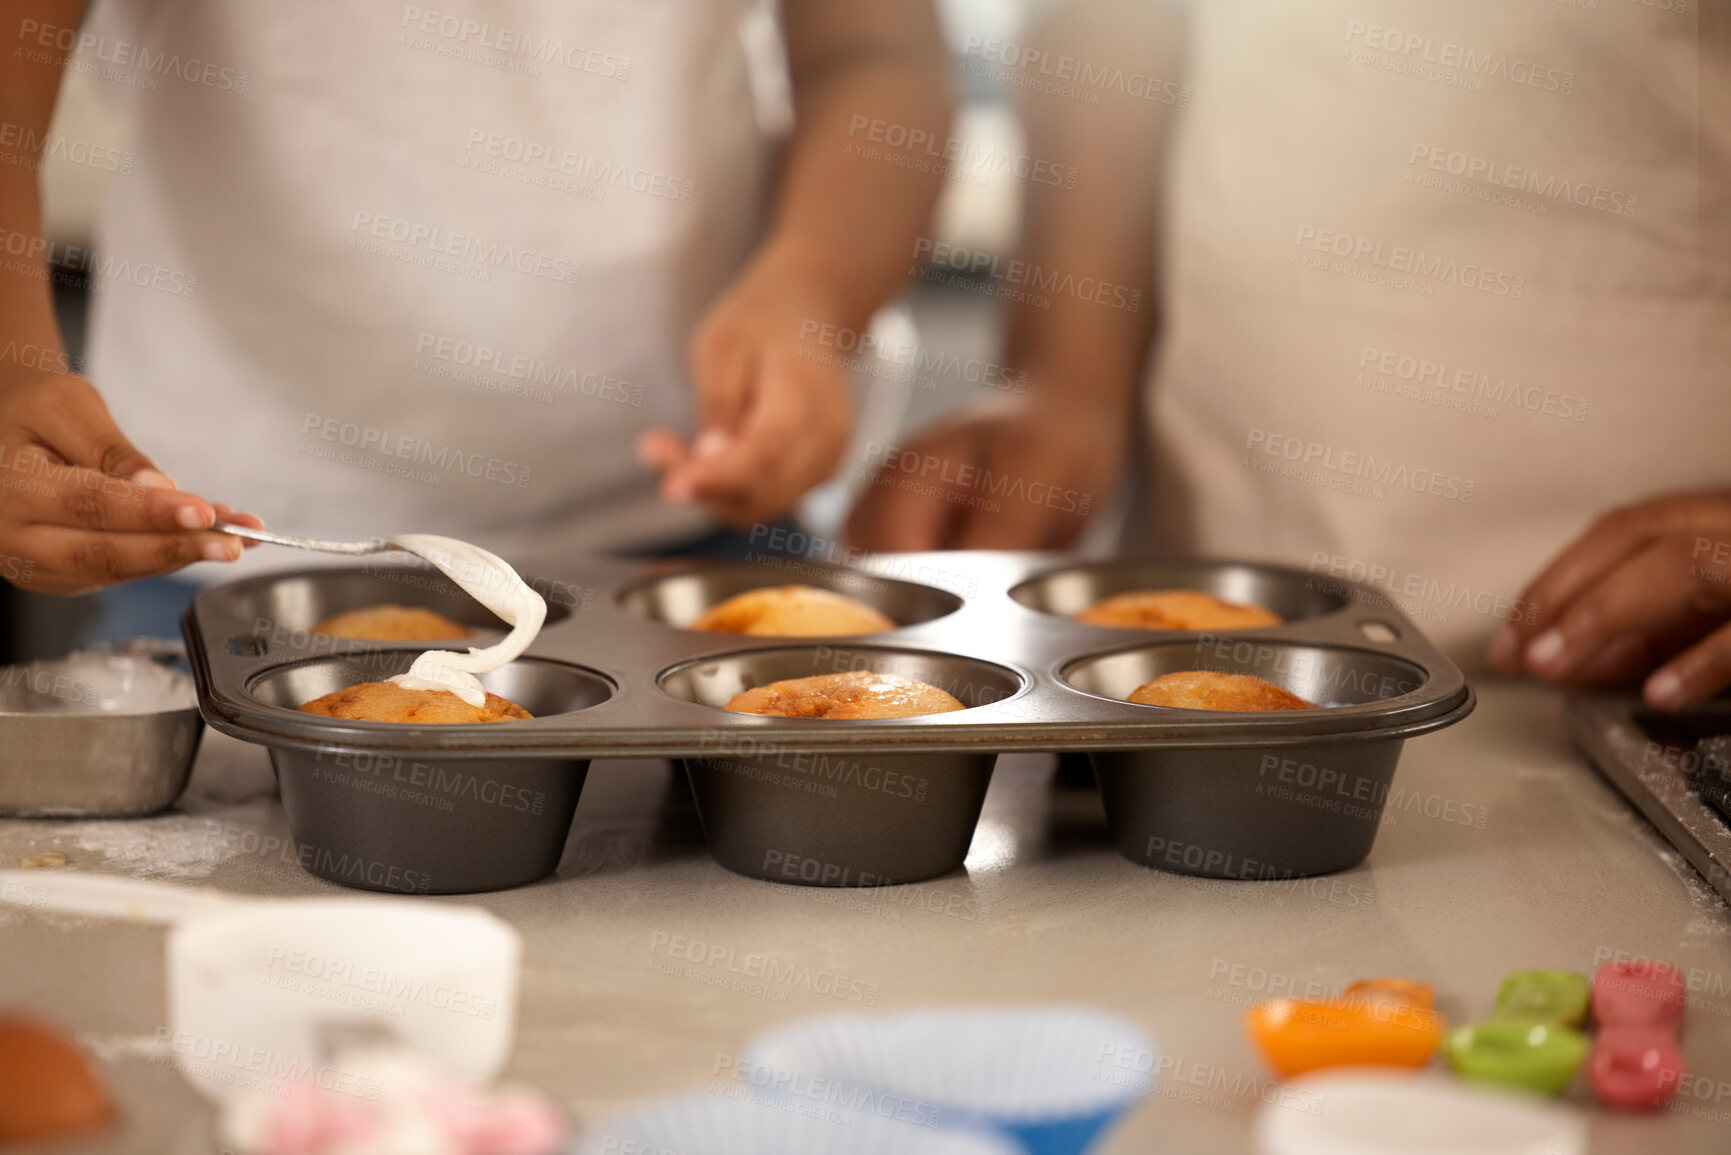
top-left (1144, 0), bottom-right (1728, 666)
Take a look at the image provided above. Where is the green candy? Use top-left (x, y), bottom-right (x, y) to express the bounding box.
top-left (1494, 970), bottom-right (1591, 1028)
top-left (1444, 1020), bottom-right (1589, 1095)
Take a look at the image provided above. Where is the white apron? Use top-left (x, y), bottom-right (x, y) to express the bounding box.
top-left (80, 0), bottom-right (775, 574)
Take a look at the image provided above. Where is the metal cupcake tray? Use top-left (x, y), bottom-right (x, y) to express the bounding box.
top-left (182, 552), bottom-right (1474, 894)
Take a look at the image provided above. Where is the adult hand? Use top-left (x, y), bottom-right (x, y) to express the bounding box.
top-left (0, 371), bottom-right (262, 595)
top-left (1488, 490), bottom-right (1731, 710)
top-left (637, 250), bottom-right (854, 529)
top-left (845, 398), bottom-right (1122, 551)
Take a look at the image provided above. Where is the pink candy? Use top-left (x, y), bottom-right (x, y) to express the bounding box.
top-left (1591, 961), bottom-right (1685, 1030)
top-left (426, 1085), bottom-right (568, 1155)
top-left (1588, 961), bottom-right (1687, 1111)
top-left (260, 1084), bottom-right (381, 1155)
top-left (235, 1052), bottom-right (568, 1155)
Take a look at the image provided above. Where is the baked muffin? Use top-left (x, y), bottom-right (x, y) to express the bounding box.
top-left (299, 681), bottom-right (531, 723)
top-left (692, 585), bottom-right (895, 637)
top-left (311, 604), bottom-right (472, 641)
top-left (1077, 590), bottom-right (1282, 631)
top-left (1127, 671), bottom-right (1315, 711)
top-left (725, 670), bottom-right (964, 719)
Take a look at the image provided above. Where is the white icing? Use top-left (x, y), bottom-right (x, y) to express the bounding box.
top-left (0, 653), bottom-right (195, 715)
top-left (384, 535), bottom-right (546, 710)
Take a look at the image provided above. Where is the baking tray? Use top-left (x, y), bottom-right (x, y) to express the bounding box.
top-left (1566, 694), bottom-right (1731, 906)
top-left (183, 552), bottom-right (1474, 893)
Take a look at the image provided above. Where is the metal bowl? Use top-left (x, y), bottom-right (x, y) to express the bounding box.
top-left (661, 646), bottom-right (1023, 886)
top-left (0, 654), bottom-right (202, 817)
top-left (242, 654), bottom-right (612, 894)
top-left (617, 561), bottom-right (963, 633)
top-left (1066, 640), bottom-right (1433, 879)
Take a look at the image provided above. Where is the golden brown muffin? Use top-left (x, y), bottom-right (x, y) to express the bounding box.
top-left (0, 1017), bottom-right (112, 1144)
top-left (725, 670), bottom-right (964, 719)
top-left (692, 585), bottom-right (896, 637)
top-left (311, 604), bottom-right (473, 641)
top-left (1077, 590), bottom-right (1282, 631)
top-left (1127, 671), bottom-right (1315, 711)
top-left (298, 681), bottom-right (532, 723)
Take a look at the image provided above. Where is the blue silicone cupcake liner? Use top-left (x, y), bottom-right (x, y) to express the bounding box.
top-left (572, 1092), bottom-right (1018, 1155)
top-left (739, 1006), bottom-right (1157, 1155)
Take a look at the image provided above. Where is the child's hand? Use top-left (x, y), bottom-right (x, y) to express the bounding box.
top-left (637, 251), bottom-right (854, 528)
top-left (845, 399), bottom-right (1124, 551)
top-left (1488, 490), bottom-right (1731, 709)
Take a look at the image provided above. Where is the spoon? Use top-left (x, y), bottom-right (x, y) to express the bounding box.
top-left (214, 522), bottom-right (407, 557)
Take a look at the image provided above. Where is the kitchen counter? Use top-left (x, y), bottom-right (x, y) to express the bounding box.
top-left (4, 679), bottom-right (1730, 1154)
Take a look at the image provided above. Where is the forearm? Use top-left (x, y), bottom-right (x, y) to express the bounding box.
top-left (1003, 0), bottom-right (1182, 418)
top-left (1004, 225), bottom-right (1155, 422)
top-left (0, 1), bottom-right (89, 381)
top-left (762, 0), bottom-right (954, 331)
top-left (0, 174), bottom-right (65, 378)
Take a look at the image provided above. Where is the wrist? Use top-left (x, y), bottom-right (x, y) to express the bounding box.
top-left (1021, 380), bottom-right (1135, 428)
top-left (0, 355), bottom-right (80, 397)
top-left (748, 235), bottom-right (875, 331)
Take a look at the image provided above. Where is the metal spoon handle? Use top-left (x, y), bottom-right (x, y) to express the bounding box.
top-left (213, 522), bottom-right (402, 556)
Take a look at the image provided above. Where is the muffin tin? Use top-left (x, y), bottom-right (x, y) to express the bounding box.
top-left (182, 552), bottom-right (1473, 893)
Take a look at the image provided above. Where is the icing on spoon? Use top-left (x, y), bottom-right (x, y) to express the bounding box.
top-left (384, 534), bottom-right (546, 709)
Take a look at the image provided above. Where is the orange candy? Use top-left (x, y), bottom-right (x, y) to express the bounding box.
top-left (1246, 981), bottom-right (1444, 1078)
top-left (0, 1016), bottom-right (113, 1143)
top-left (1345, 978), bottom-right (1436, 1011)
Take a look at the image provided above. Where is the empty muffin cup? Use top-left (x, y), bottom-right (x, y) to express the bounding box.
top-left (660, 646), bottom-right (1023, 886)
top-left (617, 561), bottom-right (962, 633)
top-left (576, 1092), bottom-right (1019, 1155)
top-left (245, 654), bottom-right (612, 894)
top-left (741, 1006), bottom-right (1158, 1155)
top-left (1067, 640), bottom-right (1431, 879)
